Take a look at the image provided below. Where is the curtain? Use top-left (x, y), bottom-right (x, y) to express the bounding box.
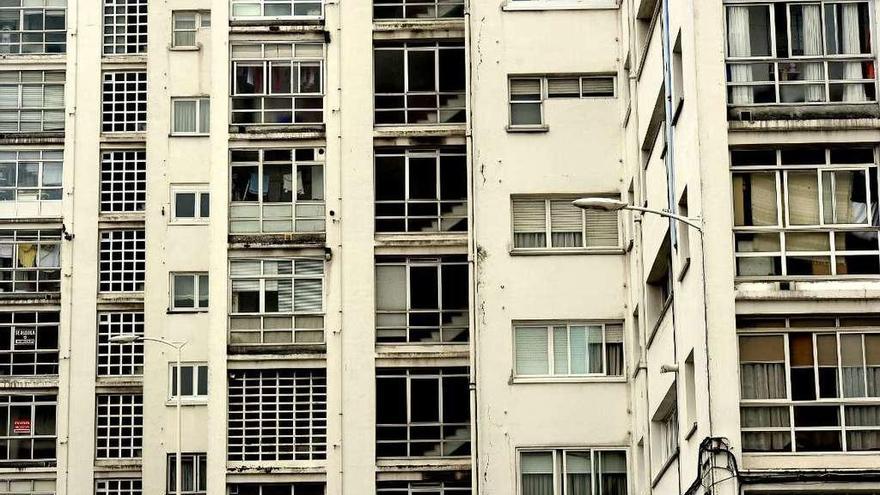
top-left (523, 475), bottom-right (554, 495)
top-left (740, 363), bottom-right (786, 399)
top-left (567, 474), bottom-right (592, 495)
top-left (801, 5), bottom-right (825, 102)
top-left (606, 344), bottom-right (624, 376)
top-left (728, 6), bottom-right (754, 104)
top-left (588, 326), bottom-right (603, 374)
top-left (741, 407), bottom-right (790, 451)
top-left (198, 99), bottom-right (210, 133)
top-left (515, 233), bottom-right (546, 248)
top-left (846, 406), bottom-right (880, 450)
top-left (174, 100), bottom-right (196, 133)
top-left (843, 366), bottom-right (867, 397)
top-left (841, 3), bottom-right (867, 102)
top-left (866, 366), bottom-right (880, 396)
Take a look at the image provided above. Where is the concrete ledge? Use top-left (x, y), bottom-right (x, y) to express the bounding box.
top-left (227, 344), bottom-right (326, 357)
top-left (372, 19), bottom-right (464, 39)
top-left (0, 377), bottom-right (58, 389)
top-left (228, 233), bottom-right (326, 248)
top-left (0, 133), bottom-right (64, 145)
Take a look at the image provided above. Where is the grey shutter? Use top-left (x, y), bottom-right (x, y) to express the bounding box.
top-left (581, 77), bottom-right (615, 97)
top-left (585, 209), bottom-right (620, 247)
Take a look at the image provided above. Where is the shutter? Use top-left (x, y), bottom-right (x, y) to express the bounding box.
top-left (230, 43), bottom-right (262, 59)
top-left (509, 79), bottom-right (541, 100)
top-left (0, 85), bottom-right (18, 108)
top-left (230, 260), bottom-right (261, 277)
top-left (605, 324), bottom-right (623, 343)
top-left (44, 85), bottom-right (63, 108)
top-left (514, 326), bottom-right (549, 375)
top-left (512, 198), bottom-right (546, 233)
top-left (584, 209), bottom-right (620, 247)
top-left (295, 43), bottom-right (323, 58)
top-left (294, 279), bottom-right (322, 312)
top-left (277, 279), bottom-right (292, 312)
top-left (582, 77), bottom-right (615, 97)
top-left (295, 259), bottom-right (323, 276)
top-left (547, 78), bottom-right (580, 98)
top-left (549, 200), bottom-right (582, 233)
top-left (521, 451), bottom-right (553, 473)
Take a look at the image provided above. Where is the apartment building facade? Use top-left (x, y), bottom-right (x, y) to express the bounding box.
top-left (0, 0), bottom-right (875, 494)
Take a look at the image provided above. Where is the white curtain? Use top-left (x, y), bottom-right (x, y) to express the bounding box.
top-left (801, 5), bottom-right (825, 102)
top-left (173, 100), bottom-right (197, 133)
top-left (740, 363), bottom-right (787, 399)
top-left (846, 406), bottom-right (880, 450)
top-left (728, 6), bottom-right (755, 104)
top-left (841, 3), bottom-right (867, 102)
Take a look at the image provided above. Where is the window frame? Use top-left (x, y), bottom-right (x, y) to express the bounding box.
top-left (0, 70), bottom-right (65, 133)
top-left (101, 71), bottom-right (147, 133)
top-left (0, 393), bottom-right (57, 465)
top-left (168, 363), bottom-right (208, 403)
top-left (0, 311), bottom-right (60, 377)
top-left (373, 0), bottom-right (465, 20)
top-left (230, 0), bottom-right (324, 21)
top-left (95, 479), bottom-right (143, 495)
top-left (170, 272), bottom-right (209, 311)
top-left (166, 452), bottom-right (207, 495)
top-left (96, 312), bottom-right (144, 377)
top-left (171, 10), bottom-right (210, 49)
top-left (100, 149), bottom-right (146, 213)
top-left (171, 186), bottom-right (210, 224)
top-left (95, 393), bottom-right (143, 460)
top-left (512, 320), bottom-right (625, 381)
top-left (510, 195), bottom-right (622, 253)
top-left (0, 150), bottom-right (63, 204)
top-left (516, 447), bottom-right (629, 495)
top-left (171, 97), bottom-right (210, 136)
top-left (0, 2), bottom-right (67, 55)
top-left (102, 0), bottom-right (147, 55)
top-left (98, 229), bottom-right (146, 293)
top-left (508, 74), bottom-right (617, 128)
top-left (0, 229), bottom-right (61, 294)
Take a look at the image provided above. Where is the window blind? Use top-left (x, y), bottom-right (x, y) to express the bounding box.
top-left (585, 209), bottom-right (619, 247)
top-left (512, 199), bottom-right (546, 233)
top-left (547, 78), bottom-right (580, 98)
top-left (230, 260), bottom-right (261, 277)
top-left (294, 279), bottom-right (322, 312)
top-left (582, 77), bottom-right (615, 97)
top-left (549, 200), bottom-right (582, 232)
top-left (515, 326), bottom-right (548, 375)
top-left (510, 79), bottom-right (541, 98)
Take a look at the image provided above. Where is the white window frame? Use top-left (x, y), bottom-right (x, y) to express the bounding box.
top-left (166, 452), bottom-right (207, 495)
top-left (98, 229), bottom-right (146, 293)
top-left (171, 10), bottom-right (210, 49)
top-left (516, 448), bottom-right (629, 495)
top-left (508, 75), bottom-right (616, 128)
top-left (171, 97), bottom-right (210, 136)
top-left (95, 393), bottom-right (143, 459)
top-left (513, 321), bottom-right (625, 380)
top-left (0, 478), bottom-right (56, 494)
top-left (230, 0), bottom-right (324, 20)
top-left (96, 312), bottom-right (144, 377)
top-left (0, 229), bottom-right (61, 294)
top-left (95, 479), bottom-right (142, 495)
top-left (102, 0), bottom-right (147, 55)
top-left (170, 272), bottom-right (209, 311)
top-left (0, 150), bottom-right (63, 203)
top-left (171, 185), bottom-right (210, 223)
top-left (102, 71), bottom-right (147, 133)
top-left (168, 363), bottom-right (208, 403)
top-left (0, 2), bottom-right (67, 55)
top-left (373, 0), bottom-right (465, 19)
top-left (100, 149), bottom-right (146, 213)
top-left (227, 368), bottom-right (327, 462)
top-left (0, 311), bottom-right (60, 377)
top-left (0, 70), bottom-right (65, 133)
top-left (511, 195), bottom-right (622, 252)
top-left (0, 394), bottom-right (57, 464)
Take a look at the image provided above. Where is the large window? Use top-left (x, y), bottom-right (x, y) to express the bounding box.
top-left (0, 311), bottom-right (59, 376)
top-left (96, 312), bottom-right (143, 376)
top-left (376, 367), bottom-right (470, 458)
top-left (227, 368), bottom-right (327, 462)
top-left (512, 196), bottom-right (620, 251)
top-left (99, 229), bottom-right (145, 292)
top-left (739, 316), bottom-right (880, 452)
top-left (166, 453), bottom-right (206, 495)
top-left (228, 484), bottom-right (324, 495)
top-left (0, 479), bottom-right (56, 494)
top-left (377, 480), bottom-right (471, 495)
top-left (374, 41), bottom-right (466, 125)
top-left (0, 70), bottom-right (64, 133)
top-left (375, 148), bottom-right (467, 233)
top-left (229, 258), bottom-right (324, 346)
top-left (0, 229), bottom-right (60, 294)
top-left (0, 2), bottom-right (66, 55)
top-left (95, 479), bottom-right (142, 495)
top-left (374, 0), bottom-right (464, 19)
top-left (101, 150), bottom-right (146, 213)
top-left (725, 1), bottom-right (876, 105)
top-left (0, 394), bottom-right (55, 465)
top-left (0, 150), bottom-right (62, 203)
top-left (731, 146), bottom-right (880, 279)
top-left (102, 71), bottom-right (147, 133)
top-left (508, 76), bottom-right (616, 127)
top-left (375, 256), bottom-right (468, 344)
top-left (95, 393), bottom-right (143, 459)
top-left (230, 42), bottom-right (324, 125)
top-left (103, 0), bottom-right (147, 55)
top-left (230, 0), bottom-right (322, 19)
top-left (514, 322), bottom-right (624, 378)
top-left (230, 148), bottom-right (325, 234)
top-left (518, 449), bottom-right (627, 495)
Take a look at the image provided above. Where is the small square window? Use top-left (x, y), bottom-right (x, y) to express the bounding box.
top-left (171, 272), bottom-right (209, 310)
top-left (171, 10), bottom-right (210, 48)
top-left (170, 363), bottom-right (208, 401)
top-left (171, 98), bottom-right (210, 135)
top-left (171, 187), bottom-right (209, 222)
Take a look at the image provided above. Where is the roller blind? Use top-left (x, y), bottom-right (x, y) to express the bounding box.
top-left (510, 79), bottom-right (541, 99)
top-left (547, 78), bottom-right (580, 98)
top-left (585, 209), bottom-right (619, 247)
top-left (294, 279), bottom-right (322, 312)
top-left (581, 77), bottom-right (615, 97)
top-left (515, 326), bottom-right (549, 375)
top-left (550, 200), bottom-right (582, 233)
top-left (512, 198), bottom-right (546, 233)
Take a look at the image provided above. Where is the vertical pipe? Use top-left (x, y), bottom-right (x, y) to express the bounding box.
top-left (176, 345), bottom-right (182, 495)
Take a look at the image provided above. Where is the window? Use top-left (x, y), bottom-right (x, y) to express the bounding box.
top-left (684, 352), bottom-right (697, 431)
top-left (378, 480), bottom-right (471, 495)
top-left (725, 1), bottom-right (875, 105)
top-left (95, 479), bottom-right (142, 495)
top-left (509, 75), bottom-right (615, 127)
top-left (512, 196), bottom-right (620, 250)
top-left (677, 190), bottom-right (690, 266)
top-left (653, 406), bottom-right (678, 468)
top-left (95, 393), bottom-right (142, 459)
top-left (96, 312), bottom-right (144, 376)
top-left (0, 394), bottom-right (56, 464)
top-left (167, 453), bottom-right (206, 495)
top-left (230, 0), bottom-right (322, 19)
top-left (229, 258), bottom-right (324, 346)
top-left (0, 311), bottom-right (59, 376)
top-left (739, 316), bottom-right (880, 452)
top-left (731, 146), bottom-right (880, 279)
top-left (172, 188), bottom-right (210, 222)
top-left (646, 242), bottom-right (673, 323)
top-left (171, 11), bottom-right (209, 48)
top-left (171, 98), bottom-right (210, 135)
top-left (101, 150), bottom-right (146, 213)
top-left (0, 70), bottom-right (64, 133)
top-left (0, 2), bottom-right (66, 54)
top-left (99, 229), bottom-right (146, 292)
top-left (376, 367), bottom-right (470, 458)
top-left (227, 368), bottom-right (327, 461)
top-left (373, 0), bottom-right (464, 19)
top-left (102, 71), bottom-right (147, 132)
top-left (228, 484), bottom-right (325, 495)
top-left (170, 363), bottom-right (208, 402)
top-left (514, 322), bottom-right (624, 378)
top-left (375, 147), bottom-right (467, 233)
top-left (0, 229), bottom-right (61, 294)
top-left (171, 273), bottom-right (208, 310)
top-left (0, 150), bottom-right (62, 202)
top-left (103, 0), bottom-right (147, 55)
top-left (374, 41), bottom-right (466, 125)
top-left (375, 256), bottom-right (468, 344)
top-left (230, 148), bottom-right (325, 234)
top-left (518, 449), bottom-right (627, 495)
top-left (230, 42), bottom-right (324, 125)
top-left (0, 479), bottom-right (55, 494)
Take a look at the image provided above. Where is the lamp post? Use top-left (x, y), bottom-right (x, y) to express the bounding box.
top-left (109, 334), bottom-right (187, 495)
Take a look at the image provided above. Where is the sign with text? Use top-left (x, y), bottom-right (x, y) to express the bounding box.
top-left (13, 328), bottom-right (35, 346)
top-left (12, 419), bottom-right (30, 434)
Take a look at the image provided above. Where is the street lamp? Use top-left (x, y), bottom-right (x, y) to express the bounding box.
top-left (109, 334), bottom-right (187, 495)
top-left (571, 197), bottom-right (703, 234)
